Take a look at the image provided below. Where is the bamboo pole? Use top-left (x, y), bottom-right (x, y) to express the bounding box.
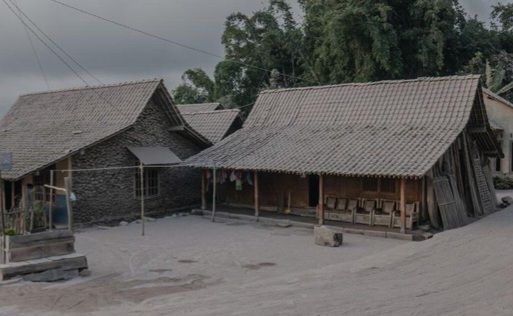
top-left (64, 177), bottom-right (73, 233)
top-left (400, 178), bottom-right (406, 234)
top-left (318, 175), bottom-right (324, 225)
top-left (254, 171), bottom-right (259, 221)
top-left (140, 163), bottom-right (145, 236)
top-left (49, 170), bottom-right (54, 231)
top-left (201, 169), bottom-right (207, 210)
top-left (211, 166), bottom-right (217, 222)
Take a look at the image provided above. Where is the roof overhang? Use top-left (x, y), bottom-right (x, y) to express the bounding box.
top-left (128, 147), bottom-right (182, 166)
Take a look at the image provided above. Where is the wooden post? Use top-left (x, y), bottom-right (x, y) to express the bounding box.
top-left (400, 178), bottom-right (406, 234)
top-left (0, 171), bottom-right (5, 264)
top-left (254, 171), bottom-right (259, 221)
top-left (64, 177), bottom-right (73, 233)
top-left (201, 169), bottom-right (207, 210)
top-left (49, 170), bottom-right (54, 231)
top-left (211, 167), bottom-right (217, 222)
top-left (140, 163), bottom-right (145, 236)
top-left (319, 174), bottom-right (324, 225)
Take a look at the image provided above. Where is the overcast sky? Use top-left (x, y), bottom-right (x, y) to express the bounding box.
top-left (0, 0), bottom-right (509, 116)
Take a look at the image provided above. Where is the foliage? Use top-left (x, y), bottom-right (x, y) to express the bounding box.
top-left (4, 228), bottom-right (16, 236)
top-left (494, 176), bottom-right (513, 190)
top-left (173, 0), bottom-right (513, 111)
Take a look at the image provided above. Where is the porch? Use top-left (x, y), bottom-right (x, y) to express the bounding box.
top-left (195, 205), bottom-right (430, 241)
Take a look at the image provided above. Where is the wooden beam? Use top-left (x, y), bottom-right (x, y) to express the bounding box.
top-left (201, 169), bottom-right (207, 210)
top-left (318, 174), bottom-right (324, 225)
top-left (254, 172), bottom-right (259, 220)
top-left (64, 177), bottom-right (73, 233)
top-left (400, 178), bottom-right (406, 234)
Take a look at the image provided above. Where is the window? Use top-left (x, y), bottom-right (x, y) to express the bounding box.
top-left (135, 168), bottom-right (159, 198)
top-left (496, 157), bottom-right (502, 172)
top-left (362, 178), bottom-right (378, 192)
top-left (380, 178), bottom-right (396, 193)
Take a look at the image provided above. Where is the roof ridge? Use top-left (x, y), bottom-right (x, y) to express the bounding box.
top-left (20, 78), bottom-right (162, 97)
top-left (260, 75), bottom-right (481, 94)
top-left (178, 103), bottom-right (221, 107)
top-left (182, 109), bottom-right (240, 115)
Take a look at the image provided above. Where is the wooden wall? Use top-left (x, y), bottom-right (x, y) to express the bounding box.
top-left (223, 171), bottom-right (422, 210)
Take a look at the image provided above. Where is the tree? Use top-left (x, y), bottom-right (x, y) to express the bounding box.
top-left (172, 68), bottom-right (215, 104)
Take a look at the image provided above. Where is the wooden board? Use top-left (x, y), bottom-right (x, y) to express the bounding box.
top-left (433, 177), bottom-right (468, 230)
top-left (0, 253), bottom-right (87, 281)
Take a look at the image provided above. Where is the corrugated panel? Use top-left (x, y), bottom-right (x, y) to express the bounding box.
top-left (128, 147), bottom-right (182, 165)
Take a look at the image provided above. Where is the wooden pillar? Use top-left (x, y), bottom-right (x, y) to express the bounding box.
top-left (201, 169), bottom-right (207, 210)
top-left (64, 177), bottom-right (73, 233)
top-left (254, 171), bottom-right (259, 220)
top-left (49, 171), bottom-right (54, 231)
top-left (211, 167), bottom-right (217, 222)
top-left (318, 174), bottom-right (324, 225)
top-left (400, 178), bottom-right (406, 234)
top-left (0, 172), bottom-right (5, 264)
top-left (140, 164), bottom-right (145, 236)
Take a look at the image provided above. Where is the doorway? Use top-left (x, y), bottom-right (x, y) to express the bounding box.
top-left (308, 175), bottom-right (319, 207)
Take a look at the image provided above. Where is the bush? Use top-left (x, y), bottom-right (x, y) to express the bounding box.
top-left (4, 228), bottom-right (16, 236)
top-left (493, 176), bottom-right (513, 190)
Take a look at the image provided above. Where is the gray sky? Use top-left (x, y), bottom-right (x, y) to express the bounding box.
top-left (0, 0), bottom-right (508, 116)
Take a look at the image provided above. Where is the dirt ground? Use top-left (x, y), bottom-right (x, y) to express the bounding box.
top-left (1, 207), bottom-right (513, 316)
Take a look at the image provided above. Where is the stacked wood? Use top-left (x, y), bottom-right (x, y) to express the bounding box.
top-left (4, 230), bottom-right (75, 263)
top-left (433, 177), bottom-right (468, 230)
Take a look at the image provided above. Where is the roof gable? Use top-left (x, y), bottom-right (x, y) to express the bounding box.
top-left (180, 109), bottom-right (242, 143)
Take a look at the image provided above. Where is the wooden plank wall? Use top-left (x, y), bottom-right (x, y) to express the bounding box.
top-left (223, 172), bottom-right (422, 211)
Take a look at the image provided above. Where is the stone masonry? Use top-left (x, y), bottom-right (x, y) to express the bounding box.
top-left (71, 98), bottom-right (204, 224)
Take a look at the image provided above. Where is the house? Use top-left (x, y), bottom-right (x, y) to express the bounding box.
top-left (187, 75), bottom-right (501, 232)
top-left (177, 104), bottom-right (243, 144)
top-left (482, 89), bottom-right (513, 176)
top-left (0, 79), bottom-right (210, 224)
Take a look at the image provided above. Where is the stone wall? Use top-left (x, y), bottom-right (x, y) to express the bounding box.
top-left (71, 97), bottom-right (204, 224)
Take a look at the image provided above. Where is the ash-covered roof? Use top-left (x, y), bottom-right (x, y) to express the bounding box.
top-left (186, 75), bottom-right (499, 178)
top-left (0, 79), bottom-right (209, 180)
top-left (179, 109), bottom-right (242, 144)
top-left (177, 103), bottom-right (223, 114)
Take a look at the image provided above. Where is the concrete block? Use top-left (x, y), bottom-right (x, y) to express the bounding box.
top-left (386, 232), bottom-right (414, 241)
top-left (314, 226), bottom-right (343, 247)
top-left (22, 268), bottom-right (79, 282)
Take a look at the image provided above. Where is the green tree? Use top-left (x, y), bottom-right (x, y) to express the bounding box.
top-left (173, 68), bottom-right (215, 104)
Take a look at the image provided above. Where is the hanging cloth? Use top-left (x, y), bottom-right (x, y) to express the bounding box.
top-left (246, 172), bottom-right (254, 185)
top-left (230, 171), bottom-right (237, 182)
top-left (235, 179), bottom-right (243, 191)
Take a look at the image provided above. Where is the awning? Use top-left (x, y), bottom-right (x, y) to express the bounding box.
top-left (128, 147), bottom-right (182, 165)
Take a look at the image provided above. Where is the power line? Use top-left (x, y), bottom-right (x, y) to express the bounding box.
top-left (9, 0), bottom-right (103, 85)
top-left (3, 0), bottom-right (126, 115)
top-left (13, 0), bottom-right (49, 89)
top-left (48, 0), bottom-right (315, 85)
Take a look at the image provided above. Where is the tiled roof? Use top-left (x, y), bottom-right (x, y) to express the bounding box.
top-left (0, 79), bottom-right (209, 180)
top-left (186, 75), bottom-right (498, 178)
top-left (180, 109), bottom-right (242, 144)
top-left (177, 103), bottom-right (223, 114)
